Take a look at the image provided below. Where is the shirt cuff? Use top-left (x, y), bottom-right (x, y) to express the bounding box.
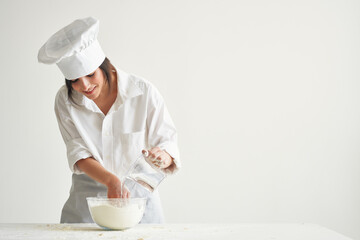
top-left (66, 138), bottom-right (93, 174)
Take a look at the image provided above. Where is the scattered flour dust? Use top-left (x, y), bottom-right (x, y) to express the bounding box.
top-left (89, 203), bottom-right (144, 230)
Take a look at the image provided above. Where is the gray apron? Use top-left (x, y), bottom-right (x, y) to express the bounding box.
top-left (60, 173), bottom-right (165, 223)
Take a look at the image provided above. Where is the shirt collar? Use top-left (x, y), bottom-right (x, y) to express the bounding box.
top-left (71, 67), bottom-right (144, 113)
top-left (115, 67), bottom-right (143, 102)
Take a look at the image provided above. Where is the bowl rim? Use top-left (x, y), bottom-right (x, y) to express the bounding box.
top-left (86, 197), bottom-right (147, 201)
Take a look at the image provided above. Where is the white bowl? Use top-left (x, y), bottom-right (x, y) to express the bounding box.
top-left (87, 197), bottom-right (146, 230)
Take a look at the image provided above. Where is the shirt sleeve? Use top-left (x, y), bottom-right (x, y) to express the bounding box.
top-left (54, 89), bottom-right (93, 174)
top-left (146, 83), bottom-right (181, 175)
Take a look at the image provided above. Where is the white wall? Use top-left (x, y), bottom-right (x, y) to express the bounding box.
top-left (0, 0), bottom-right (359, 239)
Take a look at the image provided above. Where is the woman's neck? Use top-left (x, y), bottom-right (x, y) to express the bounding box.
top-left (94, 70), bottom-right (118, 115)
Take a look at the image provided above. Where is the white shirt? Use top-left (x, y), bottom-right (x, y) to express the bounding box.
top-left (54, 68), bottom-right (180, 177)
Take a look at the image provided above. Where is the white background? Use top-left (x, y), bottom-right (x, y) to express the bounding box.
top-left (0, 0), bottom-right (359, 239)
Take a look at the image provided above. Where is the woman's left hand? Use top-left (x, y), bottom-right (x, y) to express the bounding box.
top-left (143, 147), bottom-right (173, 169)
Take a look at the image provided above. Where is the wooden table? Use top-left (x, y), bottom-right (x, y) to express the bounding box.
top-left (0, 223), bottom-right (352, 240)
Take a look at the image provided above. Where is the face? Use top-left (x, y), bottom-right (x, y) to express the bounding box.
top-left (71, 68), bottom-right (106, 100)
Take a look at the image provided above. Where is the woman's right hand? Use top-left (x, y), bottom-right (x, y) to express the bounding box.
top-left (106, 175), bottom-right (130, 198)
top-left (75, 157), bottom-right (131, 198)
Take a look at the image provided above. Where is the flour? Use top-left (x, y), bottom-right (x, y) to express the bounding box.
top-left (89, 203), bottom-right (144, 230)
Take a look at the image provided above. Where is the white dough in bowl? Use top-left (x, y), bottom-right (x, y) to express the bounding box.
top-left (89, 202), bottom-right (144, 230)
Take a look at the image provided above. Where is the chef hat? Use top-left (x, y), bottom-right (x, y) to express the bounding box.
top-left (38, 17), bottom-right (105, 80)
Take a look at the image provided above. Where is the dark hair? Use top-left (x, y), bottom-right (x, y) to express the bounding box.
top-left (65, 57), bottom-right (114, 104)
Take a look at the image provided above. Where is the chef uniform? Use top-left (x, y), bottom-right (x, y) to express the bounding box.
top-left (38, 17), bottom-right (181, 223)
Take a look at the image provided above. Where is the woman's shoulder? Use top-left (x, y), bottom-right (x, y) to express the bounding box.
top-left (116, 68), bottom-right (162, 98)
top-left (117, 68), bottom-right (154, 94)
top-left (129, 74), bottom-right (166, 104)
top-left (129, 73), bottom-right (161, 96)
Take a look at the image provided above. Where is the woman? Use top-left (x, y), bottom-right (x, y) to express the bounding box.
top-left (38, 17), bottom-right (180, 223)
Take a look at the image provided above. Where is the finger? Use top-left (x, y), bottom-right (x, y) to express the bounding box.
top-left (154, 158), bottom-right (165, 168)
top-left (157, 151), bottom-right (170, 162)
top-left (151, 146), bottom-right (162, 152)
top-left (124, 190), bottom-right (129, 199)
top-left (153, 151), bottom-right (163, 161)
top-left (157, 153), bottom-right (172, 169)
top-left (153, 161), bottom-right (161, 168)
top-left (142, 149), bottom-right (148, 156)
top-left (148, 147), bottom-right (162, 157)
top-left (121, 186), bottom-right (128, 198)
top-left (151, 160), bottom-right (161, 168)
top-left (151, 152), bottom-right (164, 166)
top-left (146, 150), bottom-right (160, 161)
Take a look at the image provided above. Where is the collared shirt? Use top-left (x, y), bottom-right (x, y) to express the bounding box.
top-left (54, 68), bottom-right (180, 177)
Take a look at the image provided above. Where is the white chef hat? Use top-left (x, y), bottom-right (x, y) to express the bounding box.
top-left (38, 17), bottom-right (105, 80)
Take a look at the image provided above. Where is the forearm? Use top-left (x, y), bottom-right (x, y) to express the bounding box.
top-left (76, 157), bottom-right (119, 187)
